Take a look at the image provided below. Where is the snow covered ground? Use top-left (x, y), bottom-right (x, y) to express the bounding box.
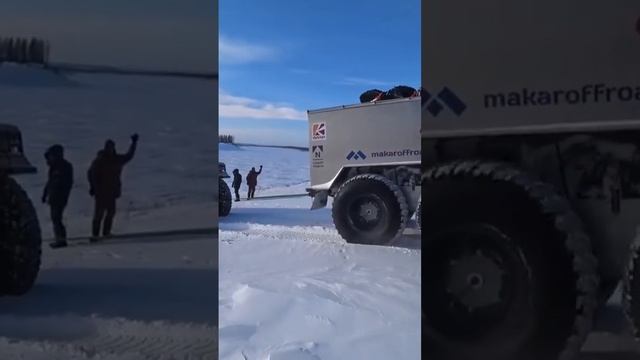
top-left (0, 232), bottom-right (218, 360)
top-left (219, 143), bottom-right (309, 196)
top-left (582, 287), bottom-right (640, 359)
top-left (1, 64), bottom-right (217, 240)
top-left (0, 65), bottom-right (218, 359)
top-left (219, 144), bottom-right (422, 360)
top-left (220, 144), bottom-right (640, 360)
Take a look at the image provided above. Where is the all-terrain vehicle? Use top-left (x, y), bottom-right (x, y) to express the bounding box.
top-left (219, 162), bottom-right (232, 217)
top-left (306, 93), bottom-right (421, 245)
top-left (423, 1), bottom-right (640, 360)
top-left (0, 124), bottom-right (41, 295)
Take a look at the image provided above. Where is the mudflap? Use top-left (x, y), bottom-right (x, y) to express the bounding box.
top-left (310, 191), bottom-right (328, 210)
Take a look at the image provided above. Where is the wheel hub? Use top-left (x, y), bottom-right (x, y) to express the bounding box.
top-left (446, 250), bottom-right (504, 312)
top-left (358, 201), bottom-right (380, 222)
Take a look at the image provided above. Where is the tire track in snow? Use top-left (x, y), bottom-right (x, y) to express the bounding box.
top-left (83, 334), bottom-right (216, 359)
top-left (220, 222), bottom-right (419, 257)
top-left (71, 319), bottom-right (217, 359)
top-left (0, 317), bottom-right (217, 360)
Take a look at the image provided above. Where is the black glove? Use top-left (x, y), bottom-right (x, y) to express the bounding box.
top-left (131, 133), bottom-right (139, 142)
top-left (41, 195), bottom-right (47, 204)
top-left (89, 188), bottom-right (95, 196)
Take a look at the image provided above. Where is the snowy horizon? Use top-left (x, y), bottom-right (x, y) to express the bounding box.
top-left (0, 0), bottom-right (217, 73)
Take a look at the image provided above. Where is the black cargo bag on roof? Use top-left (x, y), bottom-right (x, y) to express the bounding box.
top-left (359, 89), bottom-right (384, 103)
top-left (387, 85), bottom-right (418, 99)
top-left (359, 85), bottom-right (418, 103)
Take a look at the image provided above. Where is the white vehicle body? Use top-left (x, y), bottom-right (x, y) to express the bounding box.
top-left (423, 0), bottom-right (640, 289)
top-left (422, 1), bottom-right (640, 359)
top-left (307, 97), bottom-right (422, 245)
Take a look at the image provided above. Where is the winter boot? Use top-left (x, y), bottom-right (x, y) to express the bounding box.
top-left (49, 239), bottom-right (68, 249)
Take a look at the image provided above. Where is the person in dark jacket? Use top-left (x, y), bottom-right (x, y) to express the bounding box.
top-left (232, 169), bottom-right (242, 202)
top-left (246, 165), bottom-right (262, 200)
top-left (42, 144), bottom-right (73, 248)
top-left (88, 134), bottom-right (138, 240)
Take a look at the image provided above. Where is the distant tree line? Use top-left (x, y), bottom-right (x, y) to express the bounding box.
top-left (0, 37), bottom-right (50, 65)
top-left (220, 134), bottom-right (235, 144)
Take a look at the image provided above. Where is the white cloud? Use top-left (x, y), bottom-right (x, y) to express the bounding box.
top-left (219, 36), bottom-right (277, 64)
top-left (220, 91), bottom-right (307, 121)
top-left (337, 77), bottom-right (393, 87)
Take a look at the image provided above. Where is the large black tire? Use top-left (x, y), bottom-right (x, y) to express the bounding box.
top-left (0, 176), bottom-right (42, 295)
top-left (332, 174), bottom-right (408, 245)
top-left (623, 236), bottom-right (640, 340)
top-left (423, 161), bottom-right (599, 360)
top-left (219, 178), bottom-right (232, 217)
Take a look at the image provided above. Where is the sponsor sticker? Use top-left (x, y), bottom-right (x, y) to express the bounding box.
top-left (346, 150), bottom-right (367, 161)
top-left (312, 145), bottom-right (325, 168)
top-left (312, 122), bottom-right (326, 141)
top-left (370, 149), bottom-right (421, 158)
top-left (423, 87), bottom-right (467, 117)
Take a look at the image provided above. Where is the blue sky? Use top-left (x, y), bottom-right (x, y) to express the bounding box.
top-left (219, 0), bottom-right (420, 147)
top-left (0, 0), bottom-right (217, 72)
